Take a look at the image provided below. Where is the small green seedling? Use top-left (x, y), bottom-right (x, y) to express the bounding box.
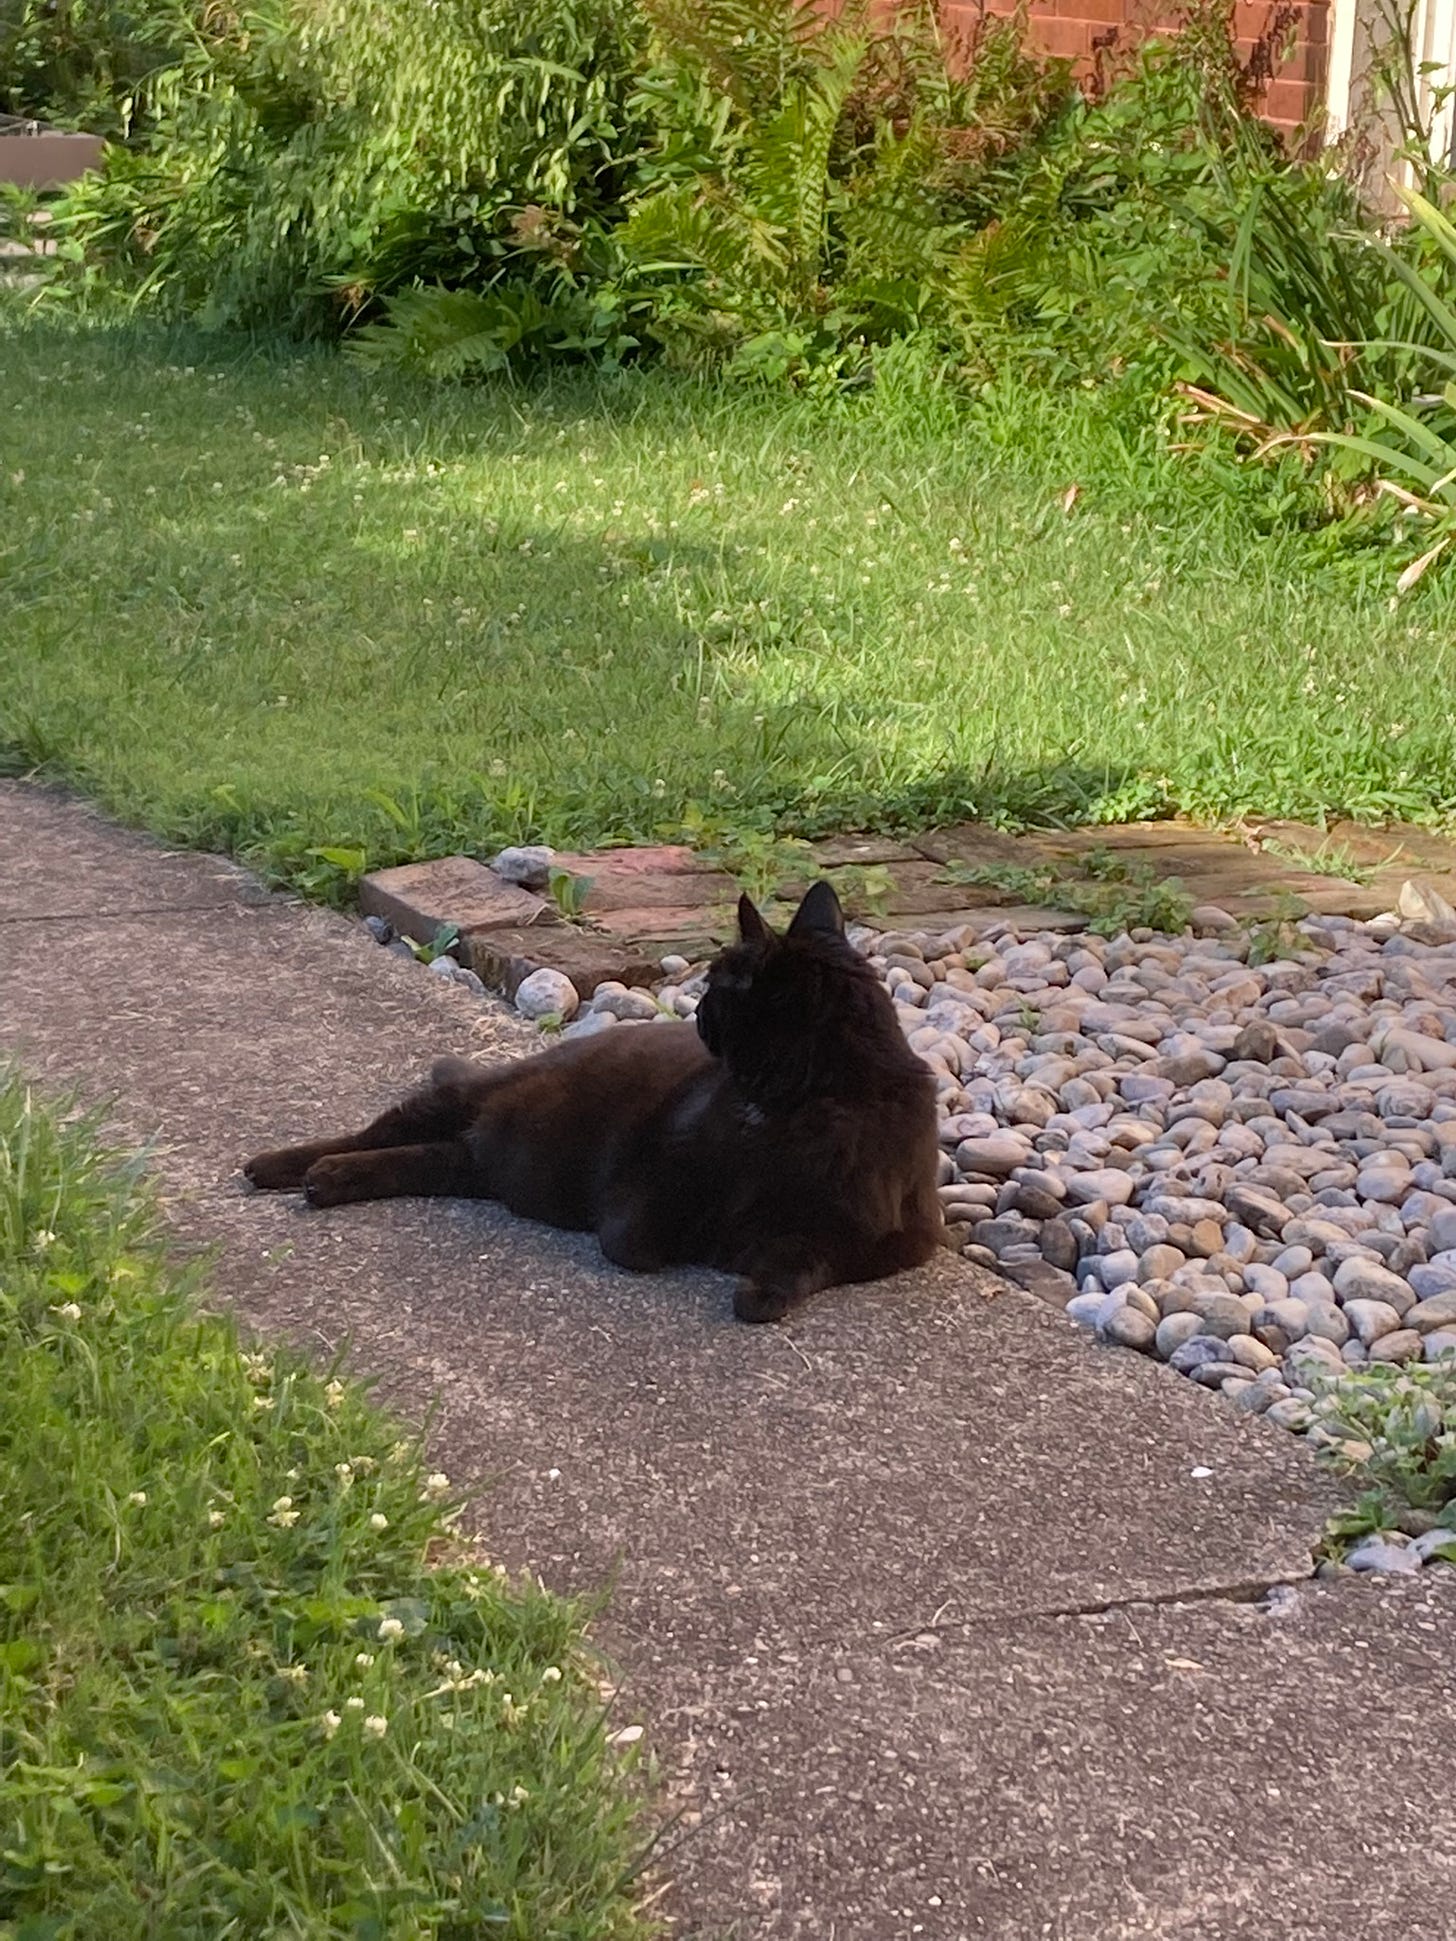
top-left (407, 921), bottom-right (461, 964)
top-left (548, 869), bottom-right (595, 919)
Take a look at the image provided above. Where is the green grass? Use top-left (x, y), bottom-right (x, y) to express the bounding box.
top-left (4, 315), bottom-right (1456, 899)
top-left (0, 1077), bottom-right (655, 1939)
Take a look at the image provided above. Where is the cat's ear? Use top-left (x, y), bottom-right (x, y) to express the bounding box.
top-left (737, 893), bottom-right (772, 944)
top-left (787, 880), bottom-right (845, 939)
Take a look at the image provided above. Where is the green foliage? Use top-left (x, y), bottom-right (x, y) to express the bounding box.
top-left (1258, 834), bottom-right (1378, 882)
top-left (1176, 183), bottom-right (1456, 577)
top-left (939, 20), bottom-right (1371, 391)
top-left (0, 1077), bottom-right (654, 1936)
top-left (0, 0), bottom-right (172, 133)
top-left (937, 846), bottom-right (1195, 936)
top-left (619, 0), bottom-right (1072, 377)
top-left (49, 0), bottom-right (653, 331)
top-left (351, 276), bottom-right (647, 379)
top-left (1313, 1361), bottom-right (1456, 1516)
top-left (1242, 890), bottom-right (1313, 965)
top-left (406, 921), bottom-right (462, 965)
top-left (548, 868), bottom-right (595, 919)
top-left (674, 802), bottom-right (817, 904)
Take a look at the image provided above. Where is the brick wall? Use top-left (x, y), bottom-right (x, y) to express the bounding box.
top-left (942, 0), bottom-right (1332, 139)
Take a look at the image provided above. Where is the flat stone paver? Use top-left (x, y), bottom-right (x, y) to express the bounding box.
top-left (359, 813), bottom-right (1456, 991)
top-left (4, 782), bottom-right (1455, 1937)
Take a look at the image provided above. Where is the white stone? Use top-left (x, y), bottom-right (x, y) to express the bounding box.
top-left (514, 967), bottom-right (580, 1021)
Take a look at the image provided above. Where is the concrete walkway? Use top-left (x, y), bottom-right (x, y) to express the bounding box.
top-left (3, 781), bottom-right (1455, 1939)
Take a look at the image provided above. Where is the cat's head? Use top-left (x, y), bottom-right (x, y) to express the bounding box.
top-left (696, 881), bottom-right (894, 1097)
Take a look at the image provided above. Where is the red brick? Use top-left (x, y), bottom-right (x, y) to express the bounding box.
top-left (1263, 76), bottom-right (1318, 119)
top-left (815, 835), bottom-right (922, 866)
top-left (547, 844), bottom-right (718, 879)
top-left (581, 869), bottom-right (739, 915)
top-left (1285, 40), bottom-right (1329, 77)
top-left (587, 905), bottom-right (737, 955)
top-left (462, 926), bottom-right (659, 1002)
top-left (1026, 16), bottom-right (1096, 57)
top-left (1056, 0), bottom-right (1131, 24)
top-left (359, 856), bottom-right (554, 946)
top-left (1238, 1), bottom-right (1329, 43)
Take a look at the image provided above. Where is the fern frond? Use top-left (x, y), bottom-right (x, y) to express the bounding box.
top-left (621, 183), bottom-right (788, 302)
top-left (746, 33), bottom-right (867, 299)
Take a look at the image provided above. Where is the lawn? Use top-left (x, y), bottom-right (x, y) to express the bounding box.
top-left (0, 1077), bottom-right (654, 1937)
top-left (4, 315), bottom-right (1455, 898)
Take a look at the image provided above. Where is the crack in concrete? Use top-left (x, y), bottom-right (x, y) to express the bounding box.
top-left (867, 1568), bottom-right (1321, 1650)
top-left (1025, 1567), bottom-right (1318, 1622)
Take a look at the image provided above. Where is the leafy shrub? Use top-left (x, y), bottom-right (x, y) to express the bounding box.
top-left (940, 12), bottom-right (1359, 389)
top-left (616, 0), bottom-right (1073, 378)
top-left (52, 0), bottom-right (653, 332)
top-left (349, 275), bottom-right (649, 379)
top-left (1156, 0), bottom-right (1456, 577)
top-left (0, 0), bottom-right (172, 133)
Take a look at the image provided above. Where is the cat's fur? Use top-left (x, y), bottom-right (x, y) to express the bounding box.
top-left (244, 880), bottom-right (943, 1321)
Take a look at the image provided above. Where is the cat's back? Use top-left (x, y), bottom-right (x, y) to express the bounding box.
top-left (460, 1019), bottom-right (711, 1230)
top-left (469, 1017), bottom-right (710, 1137)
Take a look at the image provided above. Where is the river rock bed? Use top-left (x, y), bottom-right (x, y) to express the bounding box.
top-left (362, 895), bottom-right (1456, 1558)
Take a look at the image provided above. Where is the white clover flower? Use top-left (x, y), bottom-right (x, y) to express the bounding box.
top-left (268, 1496), bottom-right (300, 1529)
top-left (250, 1394), bottom-right (270, 1414)
top-left (508, 1784), bottom-right (530, 1809)
top-left (318, 1710), bottom-right (341, 1740)
top-left (389, 1440), bottom-right (412, 1465)
top-left (377, 1616), bottom-right (405, 1643)
top-left (334, 1462), bottom-right (354, 1488)
top-left (350, 1456), bottom-right (377, 1475)
top-left (32, 1228), bottom-right (57, 1251)
top-left (422, 1472), bottom-right (450, 1500)
top-left (354, 1652), bottom-right (375, 1670)
top-left (346, 1695), bottom-right (365, 1711)
top-left (369, 1513), bottom-right (389, 1531)
top-left (52, 1302), bottom-right (82, 1323)
top-left (127, 1490), bottom-right (147, 1507)
top-left (541, 1666), bottom-right (563, 1684)
top-left (362, 1714), bottom-right (388, 1739)
top-left (279, 1664), bottom-right (309, 1686)
top-left (208, 1509), bottom-right (226, 1529)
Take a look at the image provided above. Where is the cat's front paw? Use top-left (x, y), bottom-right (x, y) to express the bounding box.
top-left (244, 1148), bottom-right (312, 1192)
top-left (733, 1282), bottom-right (792, 1325)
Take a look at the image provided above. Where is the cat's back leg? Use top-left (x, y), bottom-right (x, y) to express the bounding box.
top-left (302, 1140), bottom-right (477, 1207)
top-left (244, 1067), bottom-right (482, 1191)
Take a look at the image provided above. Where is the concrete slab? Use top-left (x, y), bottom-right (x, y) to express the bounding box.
top-left (653, 1575), bottom-right (1456, 1939)
top-left (10, 782), bottom-right (1440, 1941)
top-left (0, 785), bottom-right (268, 919)
top-left (0, 890), bottom-right (1336, 1637)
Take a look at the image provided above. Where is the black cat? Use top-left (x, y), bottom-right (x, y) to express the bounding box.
top-left (244, 880), bottom-right (943, 1321)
